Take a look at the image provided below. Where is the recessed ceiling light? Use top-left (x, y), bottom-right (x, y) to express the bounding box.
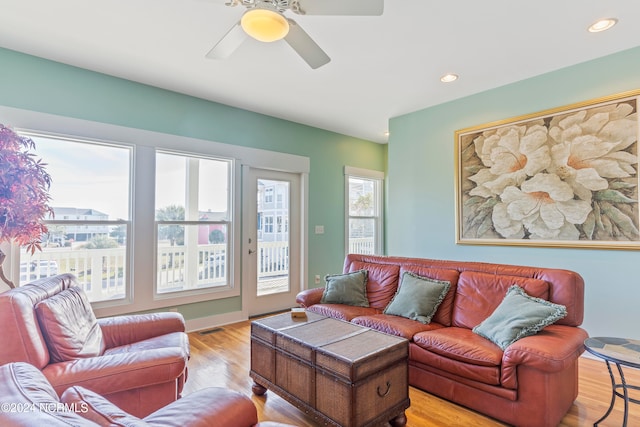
top-left (588, 18), bottom-right (618, 33)
top-left (440, 73), bottom-right (459, 83)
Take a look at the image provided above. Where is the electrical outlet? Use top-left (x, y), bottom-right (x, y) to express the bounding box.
top-left (315, 275), bottom-right (321, 284)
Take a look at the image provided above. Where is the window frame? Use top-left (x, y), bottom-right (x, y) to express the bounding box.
top-left (344, 166), bottom-right (385, 256)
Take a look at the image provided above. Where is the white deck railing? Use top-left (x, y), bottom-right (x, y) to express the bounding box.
top-left (21, 240), bottom-right (297, 301)
top-left (21, 237), bottom-right (374, 301)
top-left (20, 247), bottom-right (127, 302)
top-left (349, 238), bottom-right (375, 255)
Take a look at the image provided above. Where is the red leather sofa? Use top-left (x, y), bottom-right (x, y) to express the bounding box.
top-left (0, 362), bottom-right (295, 427)
top-left (296, 254), bottom-right (588, 427)
top-left (0, 274), bottom-right (190, 417)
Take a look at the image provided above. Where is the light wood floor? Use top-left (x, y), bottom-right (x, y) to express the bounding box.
top-left (184, 319), bottom-right (640, 426)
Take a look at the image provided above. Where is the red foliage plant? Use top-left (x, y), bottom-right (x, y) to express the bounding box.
top-left (0, 124), bottom-right (53, 254)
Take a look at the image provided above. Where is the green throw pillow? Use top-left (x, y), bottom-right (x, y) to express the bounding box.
top-left (320, 270), bottom-right (369, 307)
top-left (473, 285), bottom-right (567, 350)
top-left (383, 272), bottom-right (450, 324)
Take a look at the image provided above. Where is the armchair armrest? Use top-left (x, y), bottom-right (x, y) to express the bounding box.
top-left (61, 386), bottom-right (148, 426)
top-left (144, 388), bottom-right (258, 427)
top-left (295, 287), bottom-right (324, 307)
top-left (501, 325), bottom-right (588, 389)
top-left (43, 347), bottom-right (188, 396)
top-left (98, 312), bottom-right (186, 348)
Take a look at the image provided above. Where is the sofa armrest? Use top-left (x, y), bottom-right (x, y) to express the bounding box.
top-left (501, 325), bottom-right (588, 389)
top-left (42, 348), bottom-right (188, 396)
top-left (60, 386), bottom-right (148, 426)
top-left (295, 287), bottom-right (324, 307)
top-left (98, 312), bottom-right (186, 348)
top-left (144, 388), bottom-right (258, 427)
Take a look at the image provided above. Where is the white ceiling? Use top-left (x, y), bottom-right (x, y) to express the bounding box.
top-left (1, 1), bottom-right (639, 143)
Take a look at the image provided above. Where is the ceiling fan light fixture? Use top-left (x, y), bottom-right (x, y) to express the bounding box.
top-left (241, 8), bottom-right (290, 42)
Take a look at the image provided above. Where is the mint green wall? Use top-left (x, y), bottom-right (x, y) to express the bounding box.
top-left (388, 46), bottom-right (640, 339)
top-left (0, 47), bottom-right (385, 319)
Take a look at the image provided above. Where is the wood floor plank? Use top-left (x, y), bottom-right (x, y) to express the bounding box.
top-left (184, 320), bottom-right (640, 426)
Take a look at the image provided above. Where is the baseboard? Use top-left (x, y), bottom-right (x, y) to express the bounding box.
top-left (184, 311), bottom-right (247, 333)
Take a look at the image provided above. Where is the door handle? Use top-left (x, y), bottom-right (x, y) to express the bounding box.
top-left (248, 249), bottom-right (256, 255)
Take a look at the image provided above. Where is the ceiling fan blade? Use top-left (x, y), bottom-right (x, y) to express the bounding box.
top-left (284, 19), bottom-right (330, 69)
top-left (205, 22), bottom-right (247, 59)
top-left (293, 0), bottom-right (383, 16)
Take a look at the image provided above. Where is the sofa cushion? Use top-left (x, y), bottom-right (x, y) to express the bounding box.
top-left (473, 285), bottom-right (568, 350)
top-left (352, 314), bottom-right (443, 340)
top-left (306, 304), bottom-right (379, 322)
top-left (321, 270), bottom-right (369, 307)
top-left (413, 327), bottom-right (503, 367)
top-left (347, 261), bottom-right (400, 310)
top-left (35, 286), bottom-right (105, 363)
top-left (411, 347), bottom-right (502, 386)
top-left (451, 271), bottom-right (549, 330)
top-left (411, 327), bottom-right (503, 385)
top-left (383, 272), bottom-right (450, 324)
top-left (0, 274), bottom-right (78, 369)
top-left (399, 266), bottom-right (459, 326)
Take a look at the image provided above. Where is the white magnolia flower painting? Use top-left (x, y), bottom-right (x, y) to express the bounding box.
top-left (456, 93), bottom-right (639, 248)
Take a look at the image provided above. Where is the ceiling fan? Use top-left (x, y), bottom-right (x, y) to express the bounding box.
top-left (206, 0), bottom-right (384, 69)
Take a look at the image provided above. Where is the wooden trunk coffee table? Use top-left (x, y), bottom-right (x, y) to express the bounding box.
top-left (250, 311), bottom-right (410, 427)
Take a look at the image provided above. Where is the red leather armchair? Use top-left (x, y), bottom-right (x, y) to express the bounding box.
top-left (0, 274), bottom-right (190, 417)
top-left (0, 362), bottom-right (295, 427)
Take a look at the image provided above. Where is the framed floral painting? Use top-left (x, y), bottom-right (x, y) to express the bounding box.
top-left (455, 89), bottom-right (640, 249)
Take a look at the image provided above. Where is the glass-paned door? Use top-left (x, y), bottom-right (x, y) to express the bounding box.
top-left (243, 167), bottom-right (300, 316)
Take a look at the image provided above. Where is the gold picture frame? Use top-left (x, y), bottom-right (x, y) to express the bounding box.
top-left (455, 89), bottom-right (640, 249)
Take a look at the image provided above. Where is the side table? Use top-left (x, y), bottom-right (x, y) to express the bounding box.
top-left (584, 337), bottom-right (640, 426)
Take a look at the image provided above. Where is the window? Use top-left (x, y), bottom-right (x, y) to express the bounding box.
top-left (264, 216), bottom-right (274, 233)
top-left (345, 167), bottom-right (384, 255)
top-left (7, 108), bottom-right (308, 316)
top-left (155, 151), bottom-right (232, 295)
top-left (276, 187), bottom-right (285, 208)
top-left (23, 133), bottom-right (131, 303)
top-left (265, 187), bottom-right (274, 204)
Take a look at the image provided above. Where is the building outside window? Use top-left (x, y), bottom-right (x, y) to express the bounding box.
top-left (255, 178), bottom-right (290, 279)
top-left (264, 216), bottom-right (274, 234)
top-left (264, 187), bottom-right (274, 204)
top-left (345, 166), bottom-right (384, 255)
